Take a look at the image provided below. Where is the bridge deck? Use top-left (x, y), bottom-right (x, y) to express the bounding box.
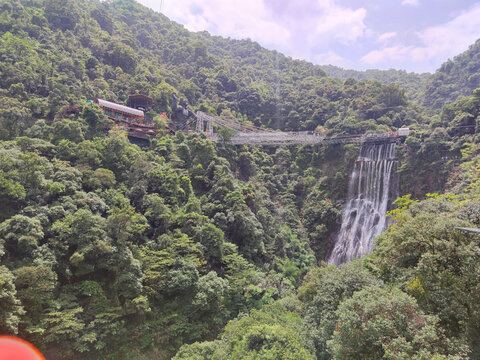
top-left (196, 111), bottom-right (401, 146)
top-left (208, 132), bottom-right (399, 146)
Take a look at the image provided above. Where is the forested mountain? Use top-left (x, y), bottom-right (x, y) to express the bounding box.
top-left (0, 0), bottom-right (428, 137)
top-left (420, 39), bottom-right (480, 109)
top-left (321, 39), bottom-right (480, 112)
top-left (320, 65), bottom-right (430, 100)
top-left (1, 0), bottom-right (480, 359)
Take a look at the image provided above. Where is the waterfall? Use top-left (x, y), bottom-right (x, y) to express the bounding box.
top-left (327, 142), bottom-right (398, 265)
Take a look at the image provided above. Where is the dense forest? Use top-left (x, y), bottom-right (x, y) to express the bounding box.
top-left (322, 40), bottom-right (480, 112)
top-left (319, 65), bottom-right (430, 101)
top-left (1, 0), bottom-right (480, 359)
top-left (420, 39), bottom-right (480, 110)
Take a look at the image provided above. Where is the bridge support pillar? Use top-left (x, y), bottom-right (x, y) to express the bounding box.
top-left (206, 120), bottom-right (213, 134)
top-left (195, 112), bottom-right (214, 135)
top-left (196, 115), bottom-right (204, 132)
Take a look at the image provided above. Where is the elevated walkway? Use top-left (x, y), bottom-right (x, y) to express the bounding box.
top-left (196, 112), bottom-right (403, 146)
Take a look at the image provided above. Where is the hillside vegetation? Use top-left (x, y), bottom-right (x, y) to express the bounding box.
top-left (420, 39), bottom-right (480, 109)
top-left (320, 65), bottom-right (430, 100)
top-left (0, 0), bottom-right (428, 135)
top-left (1, 0), bottom-right (480, 359)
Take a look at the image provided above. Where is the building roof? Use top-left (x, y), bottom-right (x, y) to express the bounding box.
top-left (128, 94), bottom-right (153, 103)
top-left (96, 98), bottom-right (144, 117)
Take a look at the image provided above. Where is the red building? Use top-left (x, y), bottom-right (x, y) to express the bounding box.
top-left (94, 98), bottom-right (144, 124)
top-left (94, 98), bottom-right (159, 139)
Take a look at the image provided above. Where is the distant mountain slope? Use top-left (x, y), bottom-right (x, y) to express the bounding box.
top-left (0, 0), bottom-right (427, 140)
top-left (319, 65), bottom-right (430, 100)
top-left (420, 39), bottom-right (480, 109)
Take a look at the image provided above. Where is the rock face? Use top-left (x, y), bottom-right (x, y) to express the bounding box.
top-left (327, 143), bottom-right (398, 265)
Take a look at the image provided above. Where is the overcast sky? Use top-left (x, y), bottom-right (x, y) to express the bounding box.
top-left (138, 0), bottom-right (480, 73)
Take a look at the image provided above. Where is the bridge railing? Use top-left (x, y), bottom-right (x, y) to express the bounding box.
top-left (196, 111), bottom-right (404, 146)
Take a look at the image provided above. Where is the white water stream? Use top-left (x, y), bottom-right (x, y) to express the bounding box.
top-left (327, 143), bottom-right (397, 265)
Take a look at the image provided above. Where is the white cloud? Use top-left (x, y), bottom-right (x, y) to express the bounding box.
top-left (377, 32), bottom-right (397, 42)
top-left (313, 51), bottom-right (347, 66)
top-left (361, 45), bottom-right (413, 65)
top-left (140, 0), bottom-right (368, 64)
top-left (312, 3), bottom-right (367, 44)
top-left (401, 0), bottom-right (420, 6)
top-left (158, 0), bottom-right (291, 48)
top-left (361, 4), bottom-right (480, 70)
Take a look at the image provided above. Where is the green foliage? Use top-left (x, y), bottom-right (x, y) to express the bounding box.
top-left (106, 41), bottom-right (138, 74)
top-left (14, 265), bottom-right (56, 321)
top-left (147, 165), bottom-right (187, 206)
top-left (193, 224), bottom-right (225, 266)
top-left (42, 306), bottom-right (87, 350)
top-left (172, 340), bottom-right (222, 360)
top-left (0, 0), bottom-right (480, 359)
top-left (217, 126), bottom-right (235, 142)
top-left (0, 96), bottom-right (31, 140)
top-left (45, 0), bottom-right (81, 31)
top-left (374, 195), bottom-right (480, 356)
top-left (301, 261), bottom-right (382, 359)
top-left (51, 119), bottom-right (85, 144)
top-left (192, 271), bottom-right (229, 325)
top-left (79, 102), bottom-right (112, 139)
top-left (328, 286), bottom-right (460, 359)
top-left (0, 265), bottom-right (24, 334)
top-left (0, 215), bottom-right (44, 257)
top-left (421, 39), bottom-right (480, 109)
top-left (175, 300), bottom-right (314, 360)
top-left (320, 65), bottom-right (430, 100)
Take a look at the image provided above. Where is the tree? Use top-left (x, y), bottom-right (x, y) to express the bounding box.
top-left (79, 102), bottom-right (112, 139)
top-left (151, 81), bottom-right (177, 114)
top-left (224, 192), bottom-right (266, 261)
top-left (146, 165), bottom-right (186, 206)
top-left (191, 271), bottom-right (229, 329)
top-left (86, 168), bottom-right (116, 190)
top-left (14, 265), bottom-right (56, 322)
top-left (300, 261), bottom-right (382, 360)
top-left (91, 7), bottom-right (114, 34)
top-left (172, 340), bottom-right (222, 360)
top-left (175, 300), bottom-right (314, 360)
top-left (217, 126), bottom-right (235, 143)
top-left (0, 266), bottom-right (24, 334)
top-left (143, 194), bottom-right (172, 236)
top-left (100, 131), bottom-right (140, 181)
top-left (0, 96), bottom-right (30, 140)
top-left (51, 209), bottom-right (109, 277)
top-left (328, 286), bottom-right (460, 360)
top-left (374, 196), bottom-right (480, 356)
top-left (193, 224), bottom-right (225, 267)
top-left (45, 0), bottom-right (81, 31)
top-left (51, 119), bottom-right (85, 144)
top-left (106, 41), bottom-right (138, 74)
top-left (0, 170), bottom-right (25, 221)
top-left (0, 215), bottom-right (44, 258)
top-left (106, 200), bottom-right (148, 245)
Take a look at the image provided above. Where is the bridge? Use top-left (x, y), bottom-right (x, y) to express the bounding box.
top-left (195, 111), bottom-right (405, 146)
top-left (94, 96), bottom-right (407, 144)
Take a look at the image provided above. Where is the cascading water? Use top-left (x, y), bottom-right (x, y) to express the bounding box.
top-left (327, 142), bottom-right (398, 265)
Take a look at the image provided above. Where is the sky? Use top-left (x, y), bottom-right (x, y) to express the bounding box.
top-left (138, 0), bottom-right (480, 73)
